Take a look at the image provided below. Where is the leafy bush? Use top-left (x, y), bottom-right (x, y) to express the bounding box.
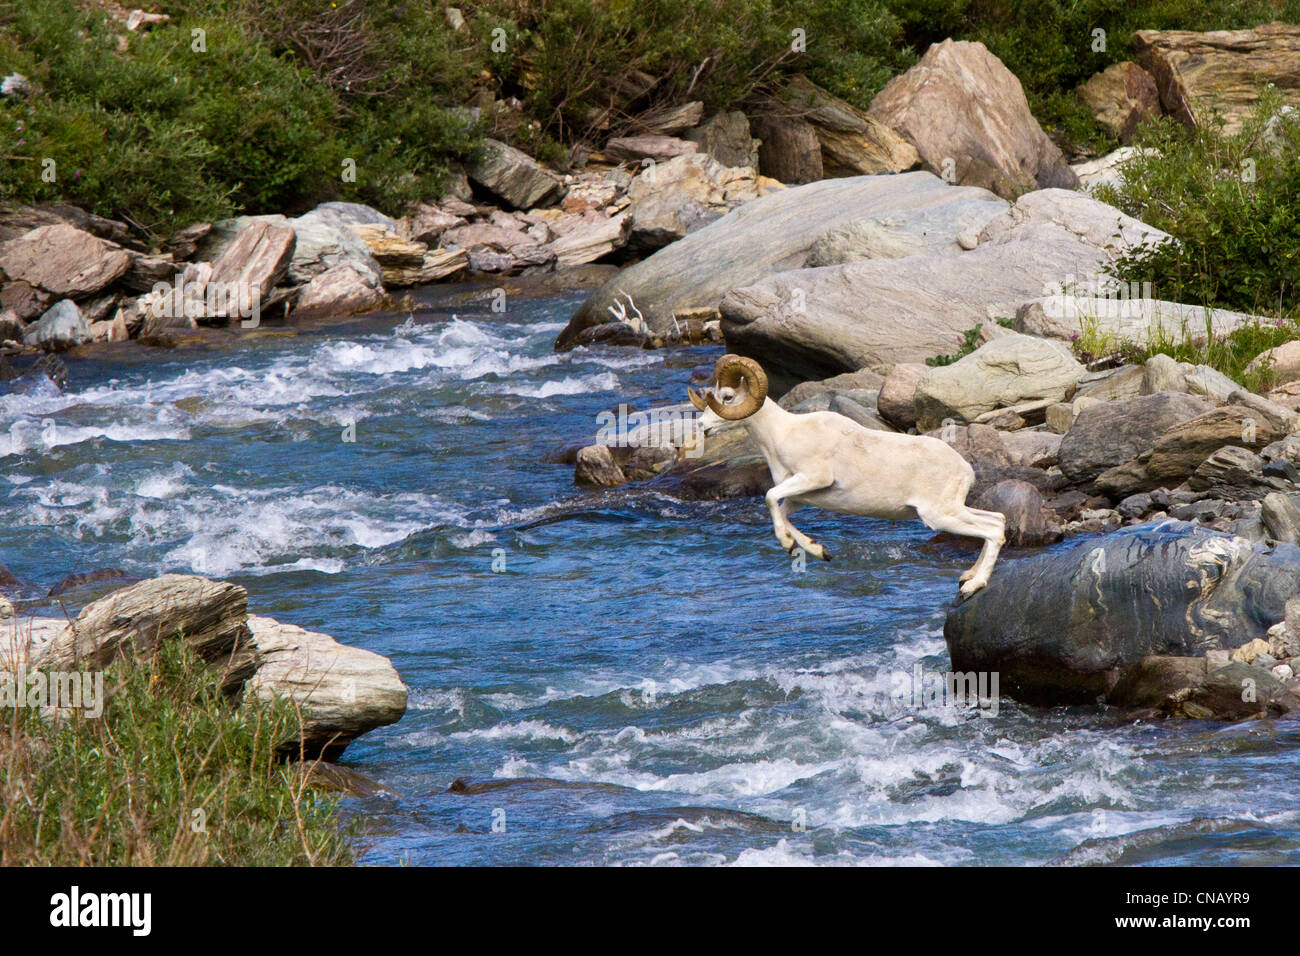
top-left (1098, 91), bottom-right (1300, 316)
top-left (470, 0), bottom-right (911, 142)
top-left (0, 0), bottom-right (479, 237)
top-left (0, 636), bottom-right (358, 865)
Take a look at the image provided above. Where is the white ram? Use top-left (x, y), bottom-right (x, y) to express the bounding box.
top-left (689, 355), bottom-right (1006, 598)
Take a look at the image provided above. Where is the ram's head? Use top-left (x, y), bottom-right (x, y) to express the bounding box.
top-left (688, 354), bottom-right (768, 433)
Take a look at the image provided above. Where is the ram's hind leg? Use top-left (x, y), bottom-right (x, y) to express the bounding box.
top-left (915, 504), bottom-right (1005, 598)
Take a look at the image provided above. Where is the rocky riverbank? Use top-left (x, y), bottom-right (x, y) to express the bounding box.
top-left (0, 573), bottom-right (406, 764)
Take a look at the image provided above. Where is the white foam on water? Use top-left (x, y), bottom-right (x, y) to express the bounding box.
top-left (498, 373), bottom-right (621, 398)
top-left (728, 840), bottom-right (943, 867)
top-left (449, 720), bottom-right (580, 745)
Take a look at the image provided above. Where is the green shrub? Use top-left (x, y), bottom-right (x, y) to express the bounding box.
top-left (1098, 91), bottom-right (1300, 316)
top-left (468, 0), bottom-right (912, 142)
top-left (0, 0), bottom-right (479, 237)
top-left (0, 636), bottom-right (358, 866)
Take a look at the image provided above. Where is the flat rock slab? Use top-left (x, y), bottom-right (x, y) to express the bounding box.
top-left (0, 223), bottom-right (131, 297)
top-left (1016, 295), bottom-right (1266, 345)
top-left (467, 137), bottom-right (565, 210)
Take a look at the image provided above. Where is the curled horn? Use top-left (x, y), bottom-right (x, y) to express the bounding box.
top-left (687, 386), bottom-right (709, 411)
top-left (705, 355), bottom-right (767, 420)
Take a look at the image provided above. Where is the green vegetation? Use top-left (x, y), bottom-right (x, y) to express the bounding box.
top-left (1070, 310), bottom-right (1300, 394)
top-left (926, 317), bottom-right (1014, 366)
top-left (0, 637), bottom-right (358, 865)
top-left (1099, 92), bottom-right (1300, 317)
top-left (3, 0), bottom-right (1300, 243)
top-left (1076, 91), bottom-right (1300, 391)
top-left (0, 0), bottom-right (479, 237)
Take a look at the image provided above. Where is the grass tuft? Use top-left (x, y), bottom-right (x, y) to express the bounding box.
top-left (0, 632), bottom-right (359, 866)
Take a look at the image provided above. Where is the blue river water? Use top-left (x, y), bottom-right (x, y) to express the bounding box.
top-left (3, 281), bottom-right (1299, 866)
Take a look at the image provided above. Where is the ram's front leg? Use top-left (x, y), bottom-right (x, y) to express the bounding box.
top-left (765, 472), bottom-right (833, 560)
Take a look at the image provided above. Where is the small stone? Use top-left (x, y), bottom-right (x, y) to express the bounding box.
top-left (1232, 638), bottom-right (1271, 664)
top-left (1179, 701), bottom-right (1216, 719)
top-left (1045, 402), bottom-right (1074, 434)
top-left (1205, 649), bottom-right (1232, 671)
top-left (956, 230), bottom-right (979, 250)
top-left (574, 444), bottom-right (627, 487)
top-left (1272, 663), bottom-right (1294, 681)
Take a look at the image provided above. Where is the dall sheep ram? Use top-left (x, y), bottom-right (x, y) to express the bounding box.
top-left (689, 354), bottom-right (1006, 598)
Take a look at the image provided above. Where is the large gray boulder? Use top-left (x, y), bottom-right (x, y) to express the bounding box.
top-left (1058, 391), bottom-right (1214, 486)
top-left (912, 332), bottom-right (1085, 431)
top-left (945, 520), bottom-right (1300, 704)
top-left (557, 171), bottom-right (1008, 349)
top-left (719, 188), bottom-right (1169, 382)
top-left (868, 39), bottom-right (1078, 198)
top-left (804, 195), bottom-right (1007, 266)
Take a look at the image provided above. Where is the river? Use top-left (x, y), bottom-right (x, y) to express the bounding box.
top-left (4, 281), bottom-right (1299, 865)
